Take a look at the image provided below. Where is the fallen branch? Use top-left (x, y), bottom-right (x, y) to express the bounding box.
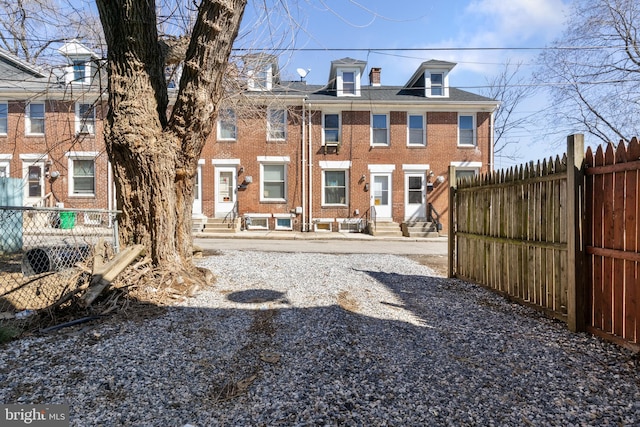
top-left (82, 245), bottom-right (145, 307)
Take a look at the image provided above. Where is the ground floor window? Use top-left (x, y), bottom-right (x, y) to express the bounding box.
top-left (323, 170), bottom-right (347, 205)
top-left (260, 163), bottom-right (287, 202)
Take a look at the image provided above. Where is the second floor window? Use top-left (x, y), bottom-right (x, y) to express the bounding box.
top-left (323, 113), bottom-right (340, 145)
top-left (372, 114), bottom-right (389, 145)
top-left (408, 114), bottom-right (425, 146)
top-left (458, 114), bottom-right (475, 146)
top-left (218, 109), bottom-right (237, 140)
top-left (26, 103), bottom-right (45, 135)
top-left (77, 103), bottom-right (95, 135)
top-left (267, 109), bottom-right (286, 140)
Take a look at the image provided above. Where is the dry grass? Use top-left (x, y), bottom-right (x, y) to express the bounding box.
top-left (337, 290), bottom-right (360, 313)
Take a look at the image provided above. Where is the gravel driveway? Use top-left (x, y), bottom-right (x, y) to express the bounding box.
top-left (1, 250), bottom-right (639, 426)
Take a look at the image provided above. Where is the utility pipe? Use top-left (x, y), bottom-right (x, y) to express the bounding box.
top-left (301, 97), bottom-right (307, 231)
top-left (308, 103), bottom-right (313, 230)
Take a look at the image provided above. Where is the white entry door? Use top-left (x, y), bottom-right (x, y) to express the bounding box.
top-left (405, 173), bottom-right (426, 221)
top-left (214, 167), bottom-right (237, 218)
top-left (192, 165), bottom-right (203, 216)
top-left (371, 173), bottom-right (392, 220)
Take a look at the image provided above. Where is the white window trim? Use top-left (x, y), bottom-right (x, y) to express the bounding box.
top-left (425, 71), bottom-right (450, 98)
top-left (450, 161), bottom-right (482, 168)
top-left (402, 164), bottom-right (430, 172)
top-left (407, 112), bottom-right (426, 146)
top-left (244, 213), bottom-right (271, 230)
top-left (451, 162), bottom-right (482, 186)
top-left (26, 102), bottom-right (45, 136)
top-left (0, 102), bottom-right (7, 136)
top-left (319, 160), bottom-right (352, 170)
top-left (337, 68), bottom-right (361, 97)
top-left (274, 213), bottom-right (294, 230)
top-left (370, 112), bottom-right (390, 146)
top-left (66, 151), bottom-right (98, 197)
top-left (458, 113), bottom-right (476, 147)
top-left (217, 108), bottom-right (237, 141)
top-left (75, 102), bottom-right (95, 135)
top-left (211, 158), bottom-right (241, 166)
top-left (321, 169), bottom-right (349, 207)
top-left (267, 108), bottom-right (287, 141)
top-left (0, 153), bottom-right (11, 178)
top-left (368, 164), bottom-right (396, 173)
top-left (322, 112), bottom-right (341, 146)
top-left (314, 218), bottom-right (334, 232)
top-left (259, 156), bottom-right (290, 203)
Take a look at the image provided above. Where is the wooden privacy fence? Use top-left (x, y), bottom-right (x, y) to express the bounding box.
top-left (450, 134), bottom-right (640, 351)
top-left (449, 135), bottom-right (583, 330)
top-left (585, 139), bottom-right (640, 349)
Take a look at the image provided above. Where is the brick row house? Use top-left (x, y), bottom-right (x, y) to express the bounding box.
top-left (0, 41), bottom-right (499, 236)
top-left (0, 41), bottom-right (111, 216)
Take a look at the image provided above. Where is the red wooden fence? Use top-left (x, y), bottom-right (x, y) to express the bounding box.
top-left (585, 138), bottom-right (640, 349)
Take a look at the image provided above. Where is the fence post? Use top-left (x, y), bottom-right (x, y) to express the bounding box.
top-left (567, 134), bottom-right (585, 332)
top-left (448, 166), bottom-right (456, 278)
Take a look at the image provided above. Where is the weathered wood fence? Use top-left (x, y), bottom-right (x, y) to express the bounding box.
top-left (449, 134), bottom-right (639, 351)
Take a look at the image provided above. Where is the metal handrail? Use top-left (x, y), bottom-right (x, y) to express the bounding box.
top-left (367, 205), bottom-right (377, 232)
top-left (223, 201), bottom-right (239, 228)
top-left (428, 202), bottom-right (442, 230)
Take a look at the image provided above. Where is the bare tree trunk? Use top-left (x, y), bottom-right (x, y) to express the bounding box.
top-left (96, 0), bottom-right (247, 287)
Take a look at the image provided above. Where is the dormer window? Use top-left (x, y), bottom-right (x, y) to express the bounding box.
top-left (248, 64), bottom-right (272, 91)
top-left (342, 71), bottom-right (355, 94)
top-left (337, 68), bottom-right (360, 96)
top-left (58, 40), bottom-right (99, 86)
top-left (430, 73), bottom-right (443, 96)
top-left (73, 60), bottom-right (86, 82)
top-left (425, 71), bottom-right (449, 97)
top-left (404, 60), bottom-right (455, 99)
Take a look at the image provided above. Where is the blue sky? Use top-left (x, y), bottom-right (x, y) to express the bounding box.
top-left (239, 0), bottom-right (574, 168)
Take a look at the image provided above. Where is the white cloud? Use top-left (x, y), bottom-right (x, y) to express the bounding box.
top-left (465, 0), bottom-right (569, 43)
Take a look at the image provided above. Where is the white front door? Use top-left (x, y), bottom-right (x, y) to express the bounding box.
top-left (215, 167), bottom-right (236, 218)
top-left (192, 165), bottom-right (203, 216)
top-left (371, 173), bottom-right (392, 220)
top-left (405, 173), bottom-right (426, 221)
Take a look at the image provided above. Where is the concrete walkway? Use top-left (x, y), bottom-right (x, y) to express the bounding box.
top-left (194, 231), bottom-right (449, 256)
top-left (194, 229), bottom-right (447, 242)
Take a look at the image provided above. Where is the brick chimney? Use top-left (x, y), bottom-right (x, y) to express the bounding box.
top-left (369, 67), bottom-right (381, 86)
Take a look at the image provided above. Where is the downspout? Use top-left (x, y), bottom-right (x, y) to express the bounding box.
top-left (301, 97), bottom-right (307, 231)
top-left (489, 110), bottom-right (495, 172)
top-left (308, 103), bottom-right (313, 230)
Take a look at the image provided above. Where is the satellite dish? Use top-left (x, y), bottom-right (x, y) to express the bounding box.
top-left (296, 68), bottom-right (310, 81)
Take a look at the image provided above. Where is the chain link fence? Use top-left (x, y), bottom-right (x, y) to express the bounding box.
top-left (0, 207), bottom-right (119, 340)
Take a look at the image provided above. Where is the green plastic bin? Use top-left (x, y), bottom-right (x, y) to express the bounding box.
top-left (59, 211), bottom-right (76, 229)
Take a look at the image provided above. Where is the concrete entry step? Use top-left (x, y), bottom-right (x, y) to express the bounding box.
top-left (368, 221), bottom-right (403, 237)
top-left (401, 221), bottom-right (440, 238)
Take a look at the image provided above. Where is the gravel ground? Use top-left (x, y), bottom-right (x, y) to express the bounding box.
top-left (1, 250), bottom-right (639, 426)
